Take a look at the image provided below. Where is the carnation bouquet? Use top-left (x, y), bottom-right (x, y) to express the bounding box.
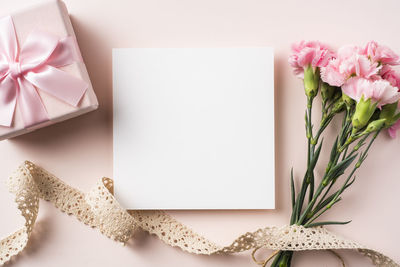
top-left (270, 41), bottom-right (400, 266)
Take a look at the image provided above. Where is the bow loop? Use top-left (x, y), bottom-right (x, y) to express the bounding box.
top-left (19, 29), bottom-right (60, 73)
top-left (46, 36), bottom-right (83, 68)
top-left (0, 60), bottom-right (9, 80)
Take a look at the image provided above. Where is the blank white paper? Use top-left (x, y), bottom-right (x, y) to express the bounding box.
top-left (113, 47), bottom-right (275, 209)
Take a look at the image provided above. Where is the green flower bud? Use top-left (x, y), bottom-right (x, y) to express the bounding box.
top-left (303, 65), bottom-right (319, 98)
top-left (352, 96), bottom-right (377, 131)
top-left (364, 118), bottom-right (386, 134)
top-left (342, 93), bottom-right (354, 107)
top-left (321, 82), bottom-right (335, 101)
top-left (379, 102), bottom-right (399, 127)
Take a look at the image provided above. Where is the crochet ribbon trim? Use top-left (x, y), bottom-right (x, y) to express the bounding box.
top-left (1, 161), bottom-right (398, 266)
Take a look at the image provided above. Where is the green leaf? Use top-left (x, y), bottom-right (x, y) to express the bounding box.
top-left (309, 138), bottom-right (323, 170)
top-left (290, 198), bottom-right (299, 225)
top-left (346, 176), bottom-right (356, 187)
top-left (317, 175), bottom-right (355, 213)
top-left (305, 220), bottom-right (352, 228)
top-left (290, 168), bottom-right (295, 209)
top-left (313, 193), bottom-right (336, 213)
top-left (308, 172), bottom-right (315, 202)
top-left (329, 137), bottom-right (339, 165)
top-left (327, 154), bottom-right (357, 180)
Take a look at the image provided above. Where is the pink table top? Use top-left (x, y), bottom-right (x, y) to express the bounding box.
top-left (0, 0), bottom-right (399, 266)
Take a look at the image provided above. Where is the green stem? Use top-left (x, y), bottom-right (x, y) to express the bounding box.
top-left (297, 183), bottom-right (325, 224)
top-left (306, 97), bottom-right (313, 176)
top-left (304, 131), bottom-right (380, 226)
top-left (314, 133), bottom-right (368, 210)
top-left (291, 96), bottom-right (315, 224)
top-left (292, 95), bottom-right (340, 225)
top-left (272, 251), bottom-right (293, 267)
top-left (297, 112), bottom-right (353, 225)
top-left (271, 251), bottom-right (283, 267)
top-left (312, 181), bottom-right (334, 213)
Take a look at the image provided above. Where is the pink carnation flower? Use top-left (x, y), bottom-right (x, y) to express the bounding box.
top-left (380, 65), bottom-right (400, 89)
top-left (342, 77), bottom-right (400, 108)
top-left (319, 58), bottom-right (345, 86)
top-left (321, 45), bottom-right (380, 87)
top-left (364, 41), bottom-right (400, 65)
top-left (289, 41), bottom-right (334, 78)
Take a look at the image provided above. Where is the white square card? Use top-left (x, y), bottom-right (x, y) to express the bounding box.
top-left (113, 47), bottom-right (274, 209)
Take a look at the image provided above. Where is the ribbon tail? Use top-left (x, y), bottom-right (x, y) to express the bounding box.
top-left (24, 65), bottom-right (87, 106)
top-left (0, 76), bottom-right (17, 127)
top-left (17, 78), bottom-right (49, 127)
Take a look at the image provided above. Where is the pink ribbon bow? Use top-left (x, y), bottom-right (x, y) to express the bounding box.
top-left (0, 16), bottom-right (88, 127)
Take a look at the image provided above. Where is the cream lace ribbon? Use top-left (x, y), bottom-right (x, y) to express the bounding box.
top-left (1, 161), bottom-right (398, 266)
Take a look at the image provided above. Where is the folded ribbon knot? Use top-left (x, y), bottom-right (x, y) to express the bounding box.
top-left (0, 16), bottom-right (88, 127)
top-left (8, 62), bottom-right (22, 80)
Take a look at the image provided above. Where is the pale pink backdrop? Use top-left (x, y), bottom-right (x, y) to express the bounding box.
top-left (0, 0), bottom-right (399, 266)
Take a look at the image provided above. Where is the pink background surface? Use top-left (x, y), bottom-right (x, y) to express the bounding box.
top-left (0, 0), bottom-right (399, 266)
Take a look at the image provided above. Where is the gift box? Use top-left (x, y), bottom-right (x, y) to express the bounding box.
top-left (0, 0), bottom-right (98, 140)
